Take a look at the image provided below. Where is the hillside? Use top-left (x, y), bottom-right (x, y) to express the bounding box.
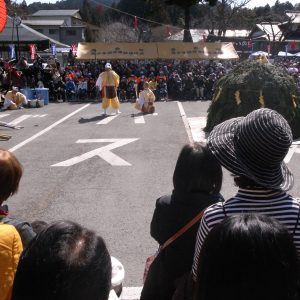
top-left (27, 0), bottom-right (119, 13)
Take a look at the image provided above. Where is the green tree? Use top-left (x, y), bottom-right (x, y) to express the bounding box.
top-left (165, 0), bottom-right (218, 42)
top-left (211, 0), bottom-right (251, 36)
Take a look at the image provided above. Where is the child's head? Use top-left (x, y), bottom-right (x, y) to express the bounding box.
top-left (173, 142), bottom-right (222, 194)
top-left (0, 149), bottom-right (23, 204)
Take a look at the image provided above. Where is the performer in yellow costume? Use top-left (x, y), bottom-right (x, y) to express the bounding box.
top-left (135, 82), bottom-right (155, 114)
top-left (3, 87), bottom-right (27, 110)
top-left (96, 63), bottom-right (120, 115)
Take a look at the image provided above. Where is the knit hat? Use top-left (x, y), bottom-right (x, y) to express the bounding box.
top-left (208, 108), bottom-right (294, 190)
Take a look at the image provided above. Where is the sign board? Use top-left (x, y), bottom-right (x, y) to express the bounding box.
top-left (76, 42), bottom-right (239, 60)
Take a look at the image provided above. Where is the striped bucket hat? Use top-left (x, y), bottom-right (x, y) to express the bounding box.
top-left (208, 108), bottom-right (294, 190)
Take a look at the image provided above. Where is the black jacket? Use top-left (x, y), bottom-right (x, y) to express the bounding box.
top-left (141, 190), bottom-right (222, 300)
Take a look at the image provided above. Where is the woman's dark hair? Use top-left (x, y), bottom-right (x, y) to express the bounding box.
top-left (233, 175), bottom-right (264, 189)
top-left (0, 149), bottom-right (23, 203)
top-left (12, 221), bottom-right (112, 300)
top-left (195, 214), bottom-right (300, 300)
top-left (173, 142), bottom-right (222, 194)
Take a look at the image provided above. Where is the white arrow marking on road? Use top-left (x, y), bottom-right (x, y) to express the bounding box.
top-left (8, 115), bottom-right (32, 125)
top-left (52, 138), bottom-right (139, 167)
top-left (0, 114), bottom-right (10, 119)
top-left (134, 115), bottom-right (145, 124)
top-left (97, 115), bottom-right (118, 125)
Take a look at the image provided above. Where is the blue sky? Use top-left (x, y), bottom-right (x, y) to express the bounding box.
top-left (16, 0), bottom-right (300, 7)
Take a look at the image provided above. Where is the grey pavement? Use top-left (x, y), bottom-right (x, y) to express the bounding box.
top-left (1, 101), bottom-right (300, 289)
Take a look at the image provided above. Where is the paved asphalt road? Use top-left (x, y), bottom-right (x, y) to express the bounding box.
top-left (1, 101), bottom-right (300, 287)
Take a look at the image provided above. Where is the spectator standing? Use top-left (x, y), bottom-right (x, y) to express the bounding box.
top-left (194, 214), bottom-right (300, 300)
top-left (0, 224), bottom-right (23, 300)
top-left (12, 221), bottom-right (112, 300)
top-left (0, 149), bottom-right (35, 248)
top-left (192, 108), bottom-right (299, 280)
top-left (141, 142), bottom-right (223, 300)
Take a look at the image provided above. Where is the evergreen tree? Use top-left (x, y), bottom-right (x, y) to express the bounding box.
top-left (205, 60), bottom-right (300, 138)
top-left (164, 0), bottom-right (218, 42)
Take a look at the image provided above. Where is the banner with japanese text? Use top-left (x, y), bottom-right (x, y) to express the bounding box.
top-left (76, 42), bottom-right (238, 60)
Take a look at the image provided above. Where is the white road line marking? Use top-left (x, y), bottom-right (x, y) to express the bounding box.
top-left (9, 104), bottom-right (90, 152)
top-left (52, 138), bottom-right (139, 167)
top-left (0, 114), bottom-right (10, 119)
top-left (134, 115), bottom-right (145, 124)
top-left (177, 101), bottom-right (193, 143)
top-left (120, 287), bottom-right (143, 300)
top-left (97, 115), bottom-right (118, 124)
top-left (188, 117), bottom-right (207, 142)
top-left (284, 145), bottom-right (298, 163)
top-left (32, 114), bottom-right (47, 118)
top-left (8, 115), bottom-right (31, 125)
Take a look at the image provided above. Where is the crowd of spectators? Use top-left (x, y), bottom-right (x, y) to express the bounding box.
top-left (0, 56), bottom-right (237, 103)
top-left (2, 55), bottom-right (300, 105)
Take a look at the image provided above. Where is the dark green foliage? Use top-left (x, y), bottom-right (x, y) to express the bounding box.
top-left (205, 60), bottom-right (300, 138)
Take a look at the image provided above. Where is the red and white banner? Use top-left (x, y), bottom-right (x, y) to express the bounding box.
top-left (134, 16), bottom-right (138, 30)
top-left (71, 44), bottom-right (77, 55)
top-left (29, 44), bottom-right (36, 60)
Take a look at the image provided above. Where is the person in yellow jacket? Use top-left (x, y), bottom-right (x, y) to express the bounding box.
top-left (0, 223), bottom-right (23, 300)
top-left (3, 87), bottom-right (28, 110)
top-left (134, 82), bottom-right (155, 114)
top-left (96, 63), bottom-right (120, 116)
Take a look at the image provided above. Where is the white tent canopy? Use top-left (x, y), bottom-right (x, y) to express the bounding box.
top-left (249, 51), bottom-right (271, 58)
top-left (278, 51), bottom-right (294, 57)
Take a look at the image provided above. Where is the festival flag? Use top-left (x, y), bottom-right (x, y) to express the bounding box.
top-left (165, 25), bottom-right (171, 36)
top-left (51, 44), bottom-right (57, 56)
top-left (247, 39), bottom-right (252, 49)
top-left (96, 4), bottom-right (103, 13)
top-left (71, 44), bottom-right (77, 55)
top-left (290, 40), bottom-right (297, 50)
top-left (29, 44), bottom-right (36, 60)
top-left (134, 16), bottom-right (138, 30)
top-left (8, 44), bottom-right (16, 59)
top-left (267, 44), bottom-right (271, 57)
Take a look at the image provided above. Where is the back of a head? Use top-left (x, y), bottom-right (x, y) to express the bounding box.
top-left (173, 142), bottom-right (222, 194)
top-left (0, 149), bottom-right (23, 203)
top-left (195, 214), bottom-right (300, 300)
top-left (12, 221), bottom-right (112, 300)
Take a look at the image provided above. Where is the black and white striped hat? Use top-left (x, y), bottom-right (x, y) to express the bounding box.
top-left (208, 108), bottom-right (294, 190)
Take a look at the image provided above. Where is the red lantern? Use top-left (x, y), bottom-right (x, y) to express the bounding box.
top-left (0, 0), bottom-right (7, 33)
